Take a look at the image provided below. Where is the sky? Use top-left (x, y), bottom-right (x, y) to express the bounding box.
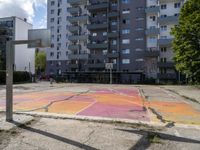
top-left (0, 0), bottom-right (47, 29)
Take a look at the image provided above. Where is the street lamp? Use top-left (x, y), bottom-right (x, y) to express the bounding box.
top-left (6, 29), bottom-right (50, 121)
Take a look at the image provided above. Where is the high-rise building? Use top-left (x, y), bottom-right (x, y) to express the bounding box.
top-left (0, 17), bottom-right (35, 74)
top-left (146, 0), bottom-right (185, 83)
top-left (46, 0), bottom-right (185, 83)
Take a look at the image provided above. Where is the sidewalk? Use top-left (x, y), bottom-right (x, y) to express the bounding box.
top-left (0, 113), bottom-right (200, 150)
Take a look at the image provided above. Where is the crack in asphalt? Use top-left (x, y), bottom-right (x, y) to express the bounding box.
top-left (16, 90), bottom-right (90, 113)
top-left (148, 107), bottom-right (175, 128)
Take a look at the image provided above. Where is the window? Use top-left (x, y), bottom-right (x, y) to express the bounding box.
top-left (50, 18), bottom-right (54, 22)
top-left (122, 39), bottom-right (130, 44)
top-left (135, 48), bottom-right (143, 51)
top-left (160, 25), bottom-right (167, 31)
top-left (122, 19), bottom-right (130, 24)
top-left (122, 49), bottom-right (130, 54)
top-left (122, 59), bottom-right (130, 64)
top-left (122, 0), bottom-right (130, 4)
top-left (150, 16), bottom-right (156, 21)
top-left (135, 38), bottom-right (144, 41)
top-left (50, 52), bottom-right (54, 57)
top-left (160, 57), bottom-right (167, 63)
top-left (122, 29), bottom-right (130, 34)
top-left (174, 3), bottom-right (181, 8)
top-left (136, 59), bottom-right (144, 62)
top-left (103, 32), bottom-right (107, 36)
top-left (111, 21), bottom-right (117, 25)
top-left (122, 9), bottom-right (130, 14)
top-left (136, 17), bottom-right (144, 21)
top-left (149, 37), bottom-right (156, 42)
top-left (51, 1), bottom-right (55, 6)
top-left (160, 47), bottom-right (167, 52)
top-left (111, 40), bottom-right (117, 45)
top-left (160, 14), bottom-right (167, 18)
top-left (92, 33), bottom-right (97, 36)
top-left (136, 28), bottom-right (144, 31)
top-left (161, 4), bottom-right (167, 9)
top-left (51, 10), bottom-right (54, 14)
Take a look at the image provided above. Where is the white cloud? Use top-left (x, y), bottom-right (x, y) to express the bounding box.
top-left (0, 0), bottom-right (47, 24)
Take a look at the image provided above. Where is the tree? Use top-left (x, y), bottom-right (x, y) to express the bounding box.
top-left (35, 51), bottom-right (46, 75)
top-left (171, 0), bottom-right (200, 83)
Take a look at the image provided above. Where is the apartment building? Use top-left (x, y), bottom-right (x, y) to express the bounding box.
top-left (0, 17), bottom-right (35, 74)
top-left (46, 0), bottom-right (184, 83)
top-left (146, 0), bottom-right (185, 83)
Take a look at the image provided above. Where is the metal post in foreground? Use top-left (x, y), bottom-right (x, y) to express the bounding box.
top-left (110, 68), bottom-right (112, 84)
top-left (6, 41), bottom-right (14, 121)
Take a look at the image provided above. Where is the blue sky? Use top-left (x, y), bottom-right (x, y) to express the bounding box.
top-left (33, 4), bottom-right (47, 29)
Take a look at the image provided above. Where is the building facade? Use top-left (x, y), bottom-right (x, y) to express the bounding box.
top-left (0, 17), bottom-right (35, 74)
top-left (46, 0), bottom-right (185, 83)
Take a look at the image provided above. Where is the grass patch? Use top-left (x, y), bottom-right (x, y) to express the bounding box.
top-left (148, 134), bottom-right (162, 144)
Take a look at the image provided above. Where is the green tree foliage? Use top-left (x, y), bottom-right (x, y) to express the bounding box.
top-left (171, 0), bottom-right (200, 83)
top-left (35, 51), bottom-right (46, 74)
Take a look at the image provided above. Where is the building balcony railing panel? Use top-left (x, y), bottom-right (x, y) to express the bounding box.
top-left (68, 44), bottom-right (81, 50)
top-left (87, 23), bottom-right (108, 30)
top-left (68, 35), bottom-right (88, 41)
top-left (107, 53), bottom-right (119, 58)
top-left (69, 54), bottom-right (89, 60)
top-left (87, 63), bottom-right (105, 68)
top-left (157, 73), bottom-right (177, 80)
top-left (67, 15), bottom-right (89, 23)
top-left (68, 26), bottom-right (80, 33)
top-left (158, 38), bottom-right (173, 46)
top-left (108, 12), bottom-right (119, 18)
top-left (87, 43), bottom-right (108, 49)
top-left (107, 32), bottom-right (119, 38)
top-left (158, 15), bottom-right (179, 24)
top-left (67, 7), bottom-right (81, 14)
top-left (145, 6), bottom-right (160, 14)
top-left (87, 3), bottom-right (108, 11)
top-left (157, 62), bottom-right (175, 68)
top-left (146, 28), bottom-right (160, 36)
top-left (68, 0), bottom-right (87, 5)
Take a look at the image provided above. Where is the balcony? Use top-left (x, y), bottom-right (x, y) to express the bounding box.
top-left (87, 63), bottom-right (105, 68)
top-left (157, 73), bottom-right (177, 80)
top-left (87, 3), bottom-right (108, 11)
top-left (87, 23), bottom-right (108, 30)
top-left (67, 7), bottom-right (81, 14)
top-left (145, 6), bottom-right (160, 14)
top-left (158, 0), bottom-right (181, 3)
top-left (107, 32), bottom-right (119, 38)
top-left (158, 15), bottom-right (179, 24)
top-left (68, 0), bottom-right (87, 5)
top-left (69, 54), bottom-right (89, 60)
top-left (157, 62), bottom-right (175, 68)
top-left (68, 64), bottom-right (79, 68)
top-left (158, 38), bottom-right (173, 46)
top-left (108, 12), bottom-right (119, 18)
top-left (107, 53), bottom-right (119, 58)
top-left (68, 35), bottom-right (88, 41)
top-left (67, 15), bottom-right (89, 23)
top-left (68, 26), bottom-right (80, 33)
top-left (68, 44), bottom-right (80, 50)
top-left (144, 50), bottom-right (160, 57)
top-left (146, 28), bottom-right (160, 36)
top-left (87, 43), bottom-right (108, 49)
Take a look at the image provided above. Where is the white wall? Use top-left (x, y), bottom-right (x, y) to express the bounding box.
top-left (14, 17), bottom-right (35, 74)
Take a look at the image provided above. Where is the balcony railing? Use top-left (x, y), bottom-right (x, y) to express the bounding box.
top-left (87, 2), bottom-right (108, 11)
top-left (145, 6), bottom-right (160, 14)
top-left (158, 15), bottom-right (179, 24)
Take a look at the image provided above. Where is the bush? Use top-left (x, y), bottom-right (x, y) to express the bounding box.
top-left (0, 70), bottom-right (31, 84)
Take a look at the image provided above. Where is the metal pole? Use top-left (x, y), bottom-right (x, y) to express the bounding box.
top-left (6, 41), bottom-right (14, 121)
top-left (110, 68), bottom-right (112, 84)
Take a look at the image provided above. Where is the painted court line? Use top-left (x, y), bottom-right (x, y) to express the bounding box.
top-left (75, 100), bottom-right (97, 115)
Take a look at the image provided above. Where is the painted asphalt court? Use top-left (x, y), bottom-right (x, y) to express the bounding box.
top-left (0, 85), bottom-right (200, 125)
